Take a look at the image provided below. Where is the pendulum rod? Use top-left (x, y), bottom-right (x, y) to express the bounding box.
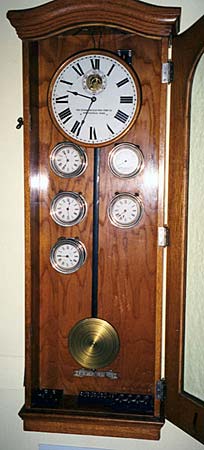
top-left (92, 147), bottom-right (100, 318)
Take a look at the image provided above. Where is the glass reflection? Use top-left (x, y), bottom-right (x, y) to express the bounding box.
top-left (184, 54), bottom-right (204, 401)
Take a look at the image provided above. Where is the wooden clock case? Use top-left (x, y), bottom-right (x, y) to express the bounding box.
top-left (7, 0), bottom-right (183, 441)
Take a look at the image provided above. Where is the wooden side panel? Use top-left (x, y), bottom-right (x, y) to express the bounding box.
top-left (23, 41), bottom-right (40, 405)
top-left (166, 15), bottom-right (204, 444)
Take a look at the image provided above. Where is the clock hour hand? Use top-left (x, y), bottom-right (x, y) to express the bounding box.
top-left (67, 90), bottom-right (94, 100)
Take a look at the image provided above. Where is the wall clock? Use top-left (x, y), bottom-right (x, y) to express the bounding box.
top-left (108, 192), bottom-right (143, 229)
top-left (108, 143), bottom-right (144, 178)
top-left (50, 142), bottom-right (88, 178)
top-left (50, 237), bottom-right (87, 274)
top-left (10, 0), bottom-right (203, 442)
top-left (48, 50), bottom-right (141, 146)
top-left (50, 192), bottom-right (87, 227)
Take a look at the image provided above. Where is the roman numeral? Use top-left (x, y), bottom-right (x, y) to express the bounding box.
top-left (56, 95), bottom-right (69, 103)
top-left (71, 120), bottom-right (81, 135)
top-left (60, 80), bottom-right (73, 86)
top-left (72, 63), bottom-right (84, 76)
top-left (58, 107), bottom-right (72, 123)
top-left (107, 64), bottom-right (115, 77)
top-left (90, 126), bottom-right (97, 140)
top-left (120, 96), bottom-right (133, 103)
top-left (107, 124), bottom-right (114, 134)
top-left (114, 110), bottom-right (129, 123)
top-left (91, 58), bottom-right (100, 70)
top-left (116, 77), bottom-right (129, 88)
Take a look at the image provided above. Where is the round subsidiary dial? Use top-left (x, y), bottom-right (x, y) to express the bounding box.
top-left (50, 238), bottom-right (87, 274)
top-left (108, 193), bottom-right (143, 228)
top-left (50, 192), bottom-right (87, 227)
top-left (50, 142), bottom-right (87, 178)
top-left (108, 143), bottom-right (144, 178)
top-left (48, 50), bottom-right (141, 146)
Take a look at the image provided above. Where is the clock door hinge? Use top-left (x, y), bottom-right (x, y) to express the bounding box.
top-left (162, 61), bottom-right (174, 84)
top-left (158, 226), bottom-right (170, 247)
top-left (156, 379), bottom-right (166, 401)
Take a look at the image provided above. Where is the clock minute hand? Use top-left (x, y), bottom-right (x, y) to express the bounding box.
top-left (76, 96), bottom-right (96, 136)
top-left (67, 90), bottom-right (93, 100)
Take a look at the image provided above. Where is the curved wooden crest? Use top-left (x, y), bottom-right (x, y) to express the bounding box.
top-left (7, 0), bottom-right (180, 40)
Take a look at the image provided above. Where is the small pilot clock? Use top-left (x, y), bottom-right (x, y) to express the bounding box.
top-left (7, 0), bottom-right (181, 441)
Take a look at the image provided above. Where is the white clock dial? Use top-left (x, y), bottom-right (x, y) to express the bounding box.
top-left (50, 238), bottom-right (87, 274)
top-left (48, 51), bottom-right (141, 146)
top-left (108, 193), bottom-right (143, 228)
top-left (50, 142), bottom-right (87, 178)
top-left (108, 143), bottom-right (144, 178)
top-left (50, 192), bottom-right (87, 227)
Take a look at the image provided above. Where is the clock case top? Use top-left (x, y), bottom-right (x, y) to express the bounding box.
top-left (7, 0), bottom-right (180, 40)
top-left (7, 0), bottom-right (181, 441)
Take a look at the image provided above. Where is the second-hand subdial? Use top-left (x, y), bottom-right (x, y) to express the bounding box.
top-left (50, 192), bottom-right (87, 227)
top-left (50, 142), bottom-right (87, 178)
top-left (108, 193), bottom-right (143, 228)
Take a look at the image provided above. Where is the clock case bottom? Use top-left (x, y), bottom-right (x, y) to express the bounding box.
top-left (19, 400), bottom-right (164, 439)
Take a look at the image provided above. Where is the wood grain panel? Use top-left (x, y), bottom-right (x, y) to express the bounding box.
top-left (30, 30), bottom-right (166, 396)
top-left (38, 38), bottom-right (95, 393)
top-left (23, 41), bottom-right (40, 406)
top-left (97, 34), bottom-right (163, 394)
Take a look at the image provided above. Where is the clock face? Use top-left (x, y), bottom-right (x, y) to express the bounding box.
top-left (108, 193), bottom-right (143, 228)
top-left (50, 238), bottom-right (87, 274)
top-left (48, 51), bottom-right (141, 146)
top-left (50, 142), bottom-right (87, 178)
top-left (50, 192), bottom-right (87, 227)
top-left (108, 143), bottom-right (144, 178)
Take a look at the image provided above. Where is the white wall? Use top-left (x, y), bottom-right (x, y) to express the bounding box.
top-left (1, 1), bottom-right (204, 449)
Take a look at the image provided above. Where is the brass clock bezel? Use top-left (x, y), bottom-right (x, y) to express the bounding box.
top-left (48, 49), bottom-right (141, 148)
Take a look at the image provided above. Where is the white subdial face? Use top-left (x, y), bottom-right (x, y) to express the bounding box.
top-left (109, 143), bottom-right (144, 178)
top-left (50, 142), bottom-right (87, 178)
top-left (50, 238), bottom-right (87, 274)
top-left (50, 192), bottom-right (87, 227)
top-left (49, 51), bottom-right (140, 146)
top-left (108, 193), bottom-right (143, 228)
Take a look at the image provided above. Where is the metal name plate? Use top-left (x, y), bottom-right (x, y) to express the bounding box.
top-left (73, 368), bottom-right (119, 379)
